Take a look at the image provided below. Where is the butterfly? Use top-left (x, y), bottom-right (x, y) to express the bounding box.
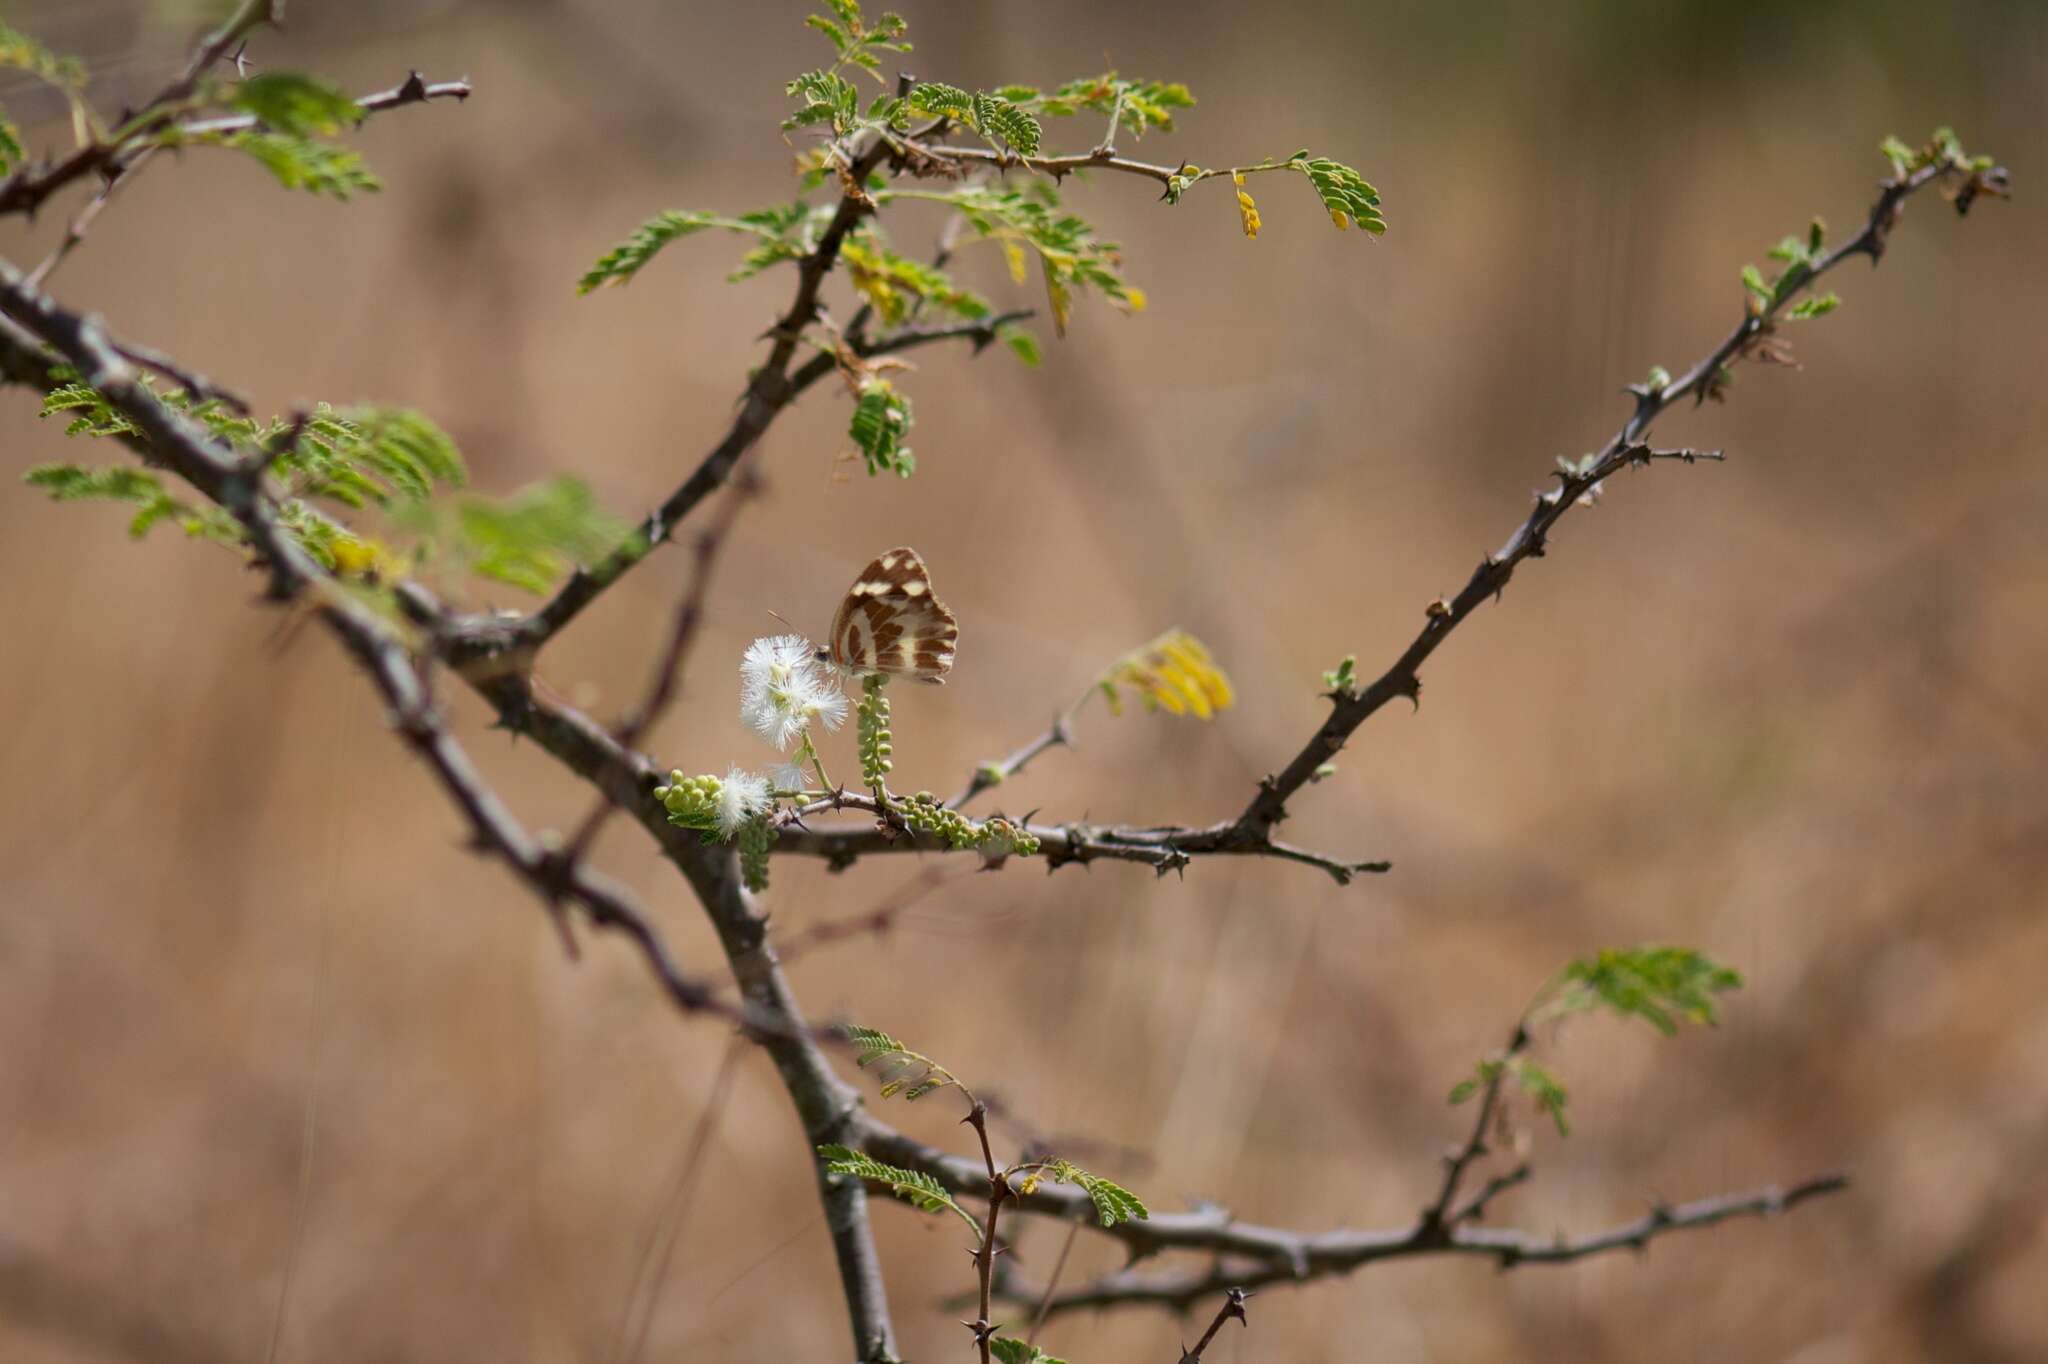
top-left (819, 546), bottom-right (959, 684)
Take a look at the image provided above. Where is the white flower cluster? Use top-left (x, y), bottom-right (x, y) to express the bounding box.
top-left (715, 766), bottom-right (770, 837)
top-left (741, 634), bottom-right (848, 752)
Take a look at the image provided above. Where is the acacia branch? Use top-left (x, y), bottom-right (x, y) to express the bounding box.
top-left (556, 468), bottom-right (761, 875)
top-left (773, 789), bottom-right (1390, 884)
top-left (1004, 1174), bottom-right (1852, 1316)
top-left (848, 1106), bottom-right (1847, 1316)
top-left (1209, 153), bottom-right (2002, 847)
top-left (523, 87), bottom-right (917, 648)
top-left (0, 278), bottom-right (901, 1360)
top-left (0, 69), bottom-right (470, 221)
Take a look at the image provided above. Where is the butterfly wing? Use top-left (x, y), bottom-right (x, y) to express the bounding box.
top-left (828, 547), bottom-right (958, 684)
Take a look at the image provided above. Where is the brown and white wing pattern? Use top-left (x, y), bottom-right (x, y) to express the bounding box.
top-left (827, 547), bottom-right (958, 684)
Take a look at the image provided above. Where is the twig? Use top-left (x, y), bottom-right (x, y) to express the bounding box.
top-left (1215, 156), bottom-right (1996, 852)
top-left (172, 72), bottom-right (474, 138)
top-left (555, 468), bottom-right (761, 874)
top-left (963, 1101), bottom-right (1008, 1364)
top-left (1026, 1221), bottom-right (1080, 1347)
top-left (772, 862), bottom-right (978, 967)
top-left (525, 83), bottom-right (916, 648)
top-left (851, 1108), bottom-right (1846, 1316)
top-left (1178, 1288), bottom-right (1250, 1362)
top-left (773, 788), bottom-right (1391, 885)
top-left (1419, 1023), bottom-right (1529, 1236)
top-left (25, 146), bottom-right (156, 289)
top-left (950, 711), bottom-right (1074, 811)
top-left (616, 1038), bottom-right (745, 1364)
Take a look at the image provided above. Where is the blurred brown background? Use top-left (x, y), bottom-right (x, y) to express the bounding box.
top-left (2, 1), bottom-right (2044, 1360)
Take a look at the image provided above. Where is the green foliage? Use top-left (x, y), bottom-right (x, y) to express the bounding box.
top-left (841, 233), bottom-right (989, 325)
top-left (1322, 653), bottom-right (1358, 693)
top-left (848, 377), bottom-right (914, 477)
top-left (785, 68), bottom-right (861, 133)
top-left (418, 476), bottom-right (628, 595)
top-left (903, 82), bottom-right (1042, 155)
top-left (893, 180), bottom-right (1144, 332)
top-left (817, 1144), bottom-right (980, 1235)
top-left (840, 1023), bottom-right (965, 1102)
top-left (972, 90), bottom-right (1041, 156)
top-left (22, 463), bottom-right (239, 544)
top-left (0, 114), bottom-right (23, 175)
top-left (0, 20), bottom-right (87, 94)
top-left (185, 129), bottom-right (381, 199)
top-left (906, 80), bottom-right (974, 122)
top-left (1288, 150), bottom-right (1387, 234)
top-left (1787, 293), bottom-right (1840, 321)
top-left (802, 0), bottom-right (910, 83)
top-left (1449, 948), bottom-right (1742, 1139)
top-left (230, 72), bottom-right (361, 137)
top-left (279, 404), bottom-right (468, 507)
top-left (1037, 1158), bottom-right (1149, 1226)
top-left (1539, 946), bottom-right (1742, 1035)
top-left (1448, 1054), bottom-right (1571, 1135)
top-left (990, 1340), bottom-right (1067, 1364)
top-left (577, 204), bottom-right (836, 292)
top-left (1002, 74), bottom-right (1195, 137)
top-left (35, 375), bottom-right (613, 597)
top-left (997, 321), bottom-right (1041, 366)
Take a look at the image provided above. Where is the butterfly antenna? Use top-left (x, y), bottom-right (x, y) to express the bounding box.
top-left (766, 607), bottom-right (799, 632)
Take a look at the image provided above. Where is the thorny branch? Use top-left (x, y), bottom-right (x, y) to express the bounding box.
top-left (1227, 157), bottom-right (1999, 849)
top-left (0, 35), bottom-right (2006, 1354)
top-left (1179, 1288), bottom-right (1250, 1362)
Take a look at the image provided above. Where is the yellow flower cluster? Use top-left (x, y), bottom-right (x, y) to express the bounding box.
top-left (1233, 171), bottom-right (1261, 239)
top-left (1095, 628), bottom-right (1236, 718)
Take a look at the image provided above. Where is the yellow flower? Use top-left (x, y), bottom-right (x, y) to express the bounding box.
top-left (1232, 171), bottom-right (1260, 239)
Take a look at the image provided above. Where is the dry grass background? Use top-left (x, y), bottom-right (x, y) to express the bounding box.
top-left (1, 1), bottom-right (2044, 1360)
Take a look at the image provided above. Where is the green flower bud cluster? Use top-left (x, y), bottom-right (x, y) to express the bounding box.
top-left (899, 792), bottom-right (1041, 857)
top-left (739, 816), bottom-right (776, 893)
top-left (654, 771), bottom-right (722, 833)
top-left (858, 674), bottom-right (893, 786)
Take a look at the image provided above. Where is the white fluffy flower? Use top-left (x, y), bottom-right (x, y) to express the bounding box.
top-left (715, 765), bottom-right (772, 838)
top-left (740, 634), bottom-right (849, 750)
top-left (770, 761), bottom-right (810, 794)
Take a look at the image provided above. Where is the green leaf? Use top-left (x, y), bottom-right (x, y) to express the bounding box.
top-left (0, 112), bottom-right (22, 174)
top-left (1294, 155), bottom-right (1386, 234)
top-left (818, 1145), bottom-right (981, 1236)
top-left (0, 21), bottom-right (86, 91)
top-left (1787, 293), bottom-right (1840, 321)
top-left (997, 321), bottom-right (1041, 367)
top-left (990, 1340), bottom-right (1067, 1364)
top-left (1739, 263), bottom-right (1771, 302)
top-left (838, 1023), bottom-right (963, 1101)
top-left (231, 72), bottom-right (362, 137)
top-left (193, 129), bottom-right (380, 199)
top-left (972, 91), bottom-right (1041, 156)
top-left (438, 476), bottom-right (624, 595)
top-left (1448, 1057), bottom-right (1503, 1106)
top-left (577, 210), bottom-right (782, 293)
top-left (848, 378), bottom-right (914, 478)
top-left (785, 69), bottom-right (860, 133)
top-left (1322, 653), bottom-right (1357, 692)
top-left (907, 81), bottom-right (974, 122)
top-left (1879, 134), bottom-right (1917, 174)
top-left (1543, 946), bottom-right (1743, 1035)
top-left (1508, 1056), bottom-right (1570, 1136)
top-left (1042, 1158), bottom-right (1149, 1226)
top-left (24, 462), bottom-right (240, 545)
